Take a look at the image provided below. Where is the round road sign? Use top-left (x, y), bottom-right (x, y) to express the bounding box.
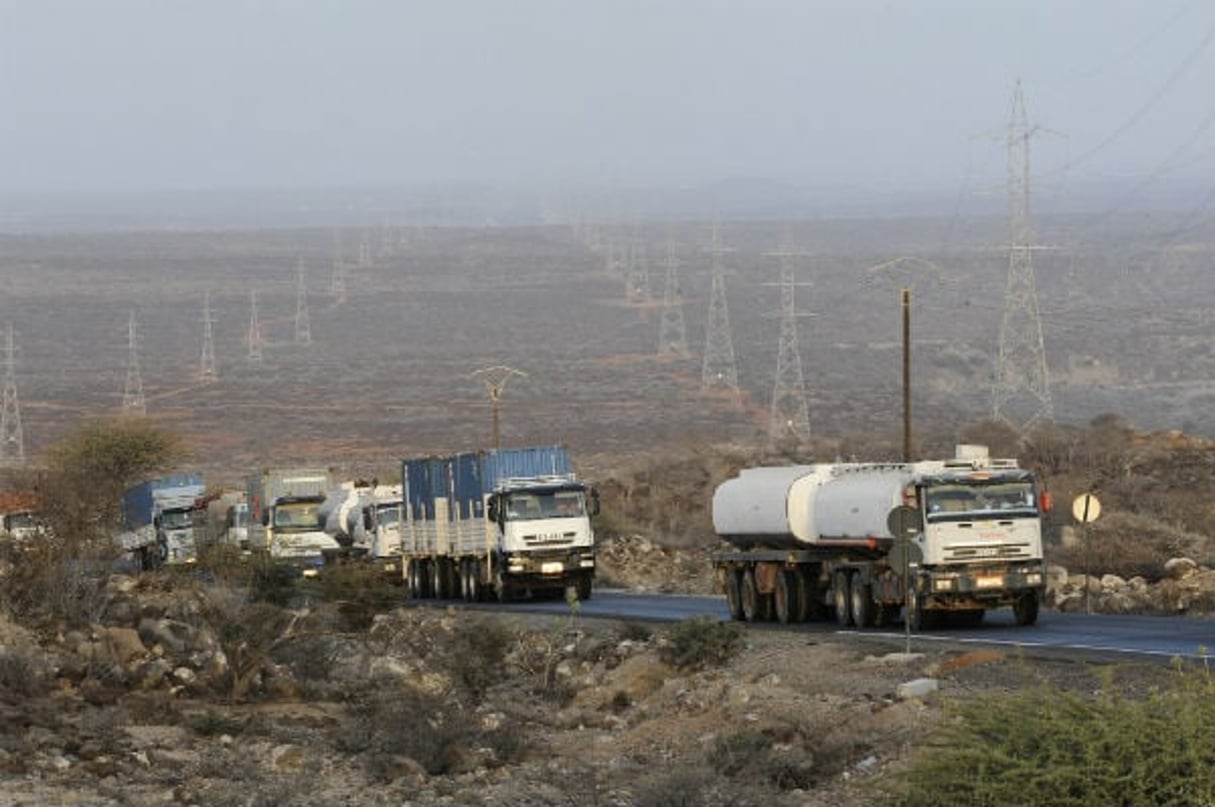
top-left (1072, 493), bottom-right (1101, 524)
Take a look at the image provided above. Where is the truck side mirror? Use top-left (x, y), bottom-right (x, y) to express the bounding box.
top-left (589, 488), bottom-right (601, 517)
top-left (487, 498), bottom-right (499, 522)
top-left (1038, 490), bottom-right (1053, 514)
top-left (261, 509), bottom-right (270, 526)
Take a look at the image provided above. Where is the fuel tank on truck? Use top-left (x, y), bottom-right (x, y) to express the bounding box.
top-left (713, 463), bottom-right (917, 550)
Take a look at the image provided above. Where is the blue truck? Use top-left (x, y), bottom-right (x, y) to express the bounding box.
top-left (400, 445), bottom-right (598, 602)
top-left (119, 473), bottom-right (208, 570)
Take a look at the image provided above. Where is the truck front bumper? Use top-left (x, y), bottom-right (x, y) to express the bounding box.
top-left (503, 548), bottom-right (595, 584)
top-left (920, 563), bottom-right (1044, 606)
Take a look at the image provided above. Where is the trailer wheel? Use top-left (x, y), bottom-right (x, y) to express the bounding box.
top-left (906, 595), bottom-right (938, 631)
top-left (792, 568), bottom-right (813, 622)
top-left (741, 568), bottom-right (762, 622)
top-left (774, 569), bottom-right (798, 624)
top-left (725, 570), bottom-right (744, 621)
top-left (467, 561), bottom-right (482, 602)
top-left (495, 570), bottom-right (513, 603)
top-left (1013, 591), bottom-right (1039, 626)
top-left (406, 562), bottom-right (419, 599)
top-left (849, 573), bottom-right (876, 628)
top-left (832, 571), bottom-right (852, 627)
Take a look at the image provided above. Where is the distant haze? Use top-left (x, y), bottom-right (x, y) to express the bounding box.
top-left (2, 1), bottom-right (1214, 212)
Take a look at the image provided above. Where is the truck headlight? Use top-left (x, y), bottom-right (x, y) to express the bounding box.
top-left (933, 578), bottom-right (956, 592)
top-left (1026, 572), bottom-right (1042, 585)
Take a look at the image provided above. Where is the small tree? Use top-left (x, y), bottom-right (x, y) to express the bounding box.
top-left (1, 417), bottom-right (183, 627)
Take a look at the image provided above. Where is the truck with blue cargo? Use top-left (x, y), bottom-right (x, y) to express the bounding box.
top-left (119, 474), bottom-right (208, 569)
top-left (400, 445), bottom-right (597, 602)
top-left (711, 445), bottom-right (1048, 629)
top-left (245, 468), bottom-right (339, 572)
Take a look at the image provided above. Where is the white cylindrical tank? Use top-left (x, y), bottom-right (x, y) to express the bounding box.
top-left (713, 463), bottom-right (916, 549)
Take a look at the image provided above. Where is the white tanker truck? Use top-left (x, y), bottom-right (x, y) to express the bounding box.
top-left (711, 446), bottom-right (1048, 629)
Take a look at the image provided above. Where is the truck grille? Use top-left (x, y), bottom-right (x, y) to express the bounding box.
top-left (945, 542), bottom-right (1034, 562)
top-left (522, 531), bottom-right (578, 547)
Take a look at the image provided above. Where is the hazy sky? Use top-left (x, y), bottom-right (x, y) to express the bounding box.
top-left (3, 0), bottom-right (1214, 197)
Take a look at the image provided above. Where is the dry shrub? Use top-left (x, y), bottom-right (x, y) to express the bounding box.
top-left (882, 666), bottom-right (1215, 807)
top-left (659, 616), bottom-right (744, 671)
top-left (341, 685), bottom-right (476, 779)
top-left (0, 641), bottom-right (51, 697)
top-left (1051, 511), bottom-right (1209, 581)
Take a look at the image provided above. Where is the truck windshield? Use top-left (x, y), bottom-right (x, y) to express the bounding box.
top-left (925, 481), bottom-right (1037, 521)
top-left (376, 505), bottom-right (400, 527)
top-left (504, 490), bottom-right (585, 520)
top-left (274, 502), bottom-right (323, 530)
top-left (161, 509), bottom-right (194, 530)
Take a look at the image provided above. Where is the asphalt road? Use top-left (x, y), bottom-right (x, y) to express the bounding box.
top-left (486, 590), bottom-right (1215, 663)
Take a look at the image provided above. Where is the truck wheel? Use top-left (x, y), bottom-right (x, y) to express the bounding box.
top-left (906, 596), bottom-right (937, 631)
top-left (406, 562), bottom-right (419, 599)
top-left (741, 568), bottom-right (762, 622)
top-left (495, 570), bottom-right (513, 603)
top-left (792, 568), bottom-right (813, 622)
top-left (1013, 591), bottom-right (1039, 626)
top-left (774, 570), bottom-right (797, 624)
top-left (575, 572), bottom-right (593, 601)
top-left (725, 570), bottom-right (744, 621)
top-left (849, 573), bottom-right (876, 628)
top-left (833, 571), bottom-right (852, 627)
top-left (459, 560), bottom-right (471, 601)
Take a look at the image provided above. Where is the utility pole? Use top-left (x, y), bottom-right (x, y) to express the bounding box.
top-left (0, 323), bottom-right (24, 466)
top-left (657, 239), bottom-right (690, 357)
top-left (199, 292), bottom-right (217, 383)
top-left (868, 257), bottom-right (945, 462)
top-left (122, 310), bottom-right (146, 416)
top-left (471, 365), bottom-right (527, 450)
top-left (247, 289), bottom-right (264, 363)
top-left (294, 258), bottom-right (312, 346)
top-left (992, 80), bottom-right (1054, 434)
top-left (763, 243), bottom-right (814, 444)
top-left (701, 222), bottom-right (739, 392)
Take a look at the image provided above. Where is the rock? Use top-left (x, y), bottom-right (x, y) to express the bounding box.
top-left (896, 678), bottom-right (939, 701)
top-left (270, 743), bottom-right (306, 772)
top-left (1163, 557), bottom-right (1199, 580)
top-left (1100, 574), bottom-right (1127, 592)
top-left (101, 627), bottom-right (147, 665)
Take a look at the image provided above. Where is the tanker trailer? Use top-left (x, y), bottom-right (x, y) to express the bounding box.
top-left (711, 446), bottom-right (1048, 629)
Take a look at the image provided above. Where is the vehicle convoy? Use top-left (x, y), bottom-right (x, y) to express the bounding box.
top-left (400, 445), bottom-right (597, 602)
top-left (119, 474), bottom-right (208, 569)
top-left (246, 468), bottom-right (338, 571)
top-left (320, 481), bottom-right (404, 571)
top-left (711, 445), bottom-right (1048, 629)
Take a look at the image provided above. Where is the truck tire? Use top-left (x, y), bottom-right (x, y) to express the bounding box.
top-left (774, 569), bottom-right (798, 624)
top-left (576, 572), bottom-right (593, 602)
top-left (833, 571), bottom-right (852, 627)
top-left (792, 568), bottom-right (813, 622)
top-left (1013, 591), bottom-right (1039, 626)
top-left (725, 570), bottom-right (744, 621)
top-left (741, 568), bottom-right (762, 622)
top-left (849, 573), bottom-right (876, 628)
top-left (495, 570), bottom-right (513, 603)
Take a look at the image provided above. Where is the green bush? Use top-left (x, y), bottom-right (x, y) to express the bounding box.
top-left (659, 616), bottom-right (744, 671)
top-left (883, 663), bottom-right (1215, 806)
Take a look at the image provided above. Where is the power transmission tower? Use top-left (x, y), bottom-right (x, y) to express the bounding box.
top-left (992, 80), bottom-right (1054, 434)
top-left (294, 258), bottom-right (312, 346)
top-left (123, 309), bottom-right (146, 415)
top-left (0, 323), bottom-right (24, 466)
top-left (470, 365), bottom-right (527, 450)
top-left (247, 289), bottom-right (264, 363)
top-left (199, 292), bottom-right (218, 383)
top-left (330, 235), bottom-right (347, 303)
top-left (701, 222), bottom-right (739, 391)
top-left (763, 246), bottom-right (814, 443)
top-left (657, 239), bottom-right (689, 357)
top-left (625, 240), bottom-right (650, 304)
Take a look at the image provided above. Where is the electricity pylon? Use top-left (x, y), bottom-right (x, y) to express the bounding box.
top-left (471, 365), bottom-right (527, 450)
top-left (247, 289), bottom-right (264, 363)
top-left (657, 239), bottom-right (690, 357)
top-left (294, 258), bottom-right (312, 346)
top-left (123, 310), bottom-right (146, 415)
top-left (992, 80), bottom-right (1054, 434)
top-left (0, 323), bottom-right (24, 465)
top-left (199, 292), bottom-right (217, 383)
top-left (625, 241), bottom-right (650, 304)
top-left (701, 222), bottom-right (739, 391)
top-left (763, 245), bottom-right (814, 443)
top-left (330, 235), bottom-right (347, 303)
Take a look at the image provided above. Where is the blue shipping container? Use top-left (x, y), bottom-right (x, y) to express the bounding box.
top-left (482, 446), bottom-right (571, 491)
top-left (122, 474), bottom-right (205, 530)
